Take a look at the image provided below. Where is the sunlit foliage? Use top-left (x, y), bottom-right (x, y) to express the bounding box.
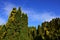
top-left (0, 7), bottom-right (60, 40)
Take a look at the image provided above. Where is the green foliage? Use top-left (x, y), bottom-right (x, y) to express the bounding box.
top-left (0, 7), bottom-right (30, 40)
top-left (0, 7), bottom-right (60, 40)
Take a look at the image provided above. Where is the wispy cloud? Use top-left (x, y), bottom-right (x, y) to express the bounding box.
top-left (22, 9), bottom-right (57, 26)
top-left (0, 2), bottom-right (17, 25)
top-left (0, 18), bottom-right (6, 25)
top-left (22, 9), bottom-right (56, 22)
top-left (3, 2), bottom-right (17, 16)
top-left (0, 1), bottom-right (59, 26)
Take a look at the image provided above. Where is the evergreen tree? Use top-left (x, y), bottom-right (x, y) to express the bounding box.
top-left (0, 7), bottom-right (60, 40)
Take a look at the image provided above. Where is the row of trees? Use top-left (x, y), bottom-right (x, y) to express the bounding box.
top-left (29, 18), bottom-right (60, 40)
top-left (0, 7), bottom-right (60, 40)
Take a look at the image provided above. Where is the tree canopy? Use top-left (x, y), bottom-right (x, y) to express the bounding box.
top-left (0, 7), bottom-right (60, 40)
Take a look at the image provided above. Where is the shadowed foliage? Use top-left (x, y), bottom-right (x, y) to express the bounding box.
top-left (0, 7), bottom-right (60, 40)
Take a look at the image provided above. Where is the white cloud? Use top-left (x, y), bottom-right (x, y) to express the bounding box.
top-left (0, 18), bottom-right (6, 25)
top-left (40, 12), bottom-right (56, 22)
top-left (22, 9), bottom-right (57, 23)
top-left (0, 2), bottom-right (17, 25)
top-left (3, 2), bottom-right (17, 16)
top-left (0, 2), bottom-right (59, 26)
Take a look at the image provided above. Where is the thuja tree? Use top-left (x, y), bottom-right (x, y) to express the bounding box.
top-left (3, 8), bottom-right (19, 40)
top-left (0, 7), bottom-right (31, 40)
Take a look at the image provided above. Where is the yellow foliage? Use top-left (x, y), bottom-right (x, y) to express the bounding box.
top-left (11, 13), bottom-right (16, 16)
top-left (10, 17), bottom-right (15, 21)
top-left (0, 31), bottom-right (6, 39)
top-left (42, 35), bottom-right (45, 39)
top-left (46, 31), bottom-right (49, 35)
top-left (0, 27), bottom-right (2, 30)
top-left (44, 27), bottom-right (47, 30)
top-left (6, 23), bottom-right (10, 28)
top-left (2, 31), bottom-right (6, 36)
top-left (12, 10), bottom-right (16, 13)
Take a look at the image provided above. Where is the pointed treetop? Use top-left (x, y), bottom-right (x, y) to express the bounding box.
top-left (18, 7), bottom-right (21, 11)
top-left (13, 8), bottom-right (16, 10)
top-left (38, 25), bottom-right (40, 27)
top-left (11, 8), bottom-right (16, 13)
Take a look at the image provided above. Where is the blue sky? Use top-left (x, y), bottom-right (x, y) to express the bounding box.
top-left (0, 0), bottom-right (60, 27)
